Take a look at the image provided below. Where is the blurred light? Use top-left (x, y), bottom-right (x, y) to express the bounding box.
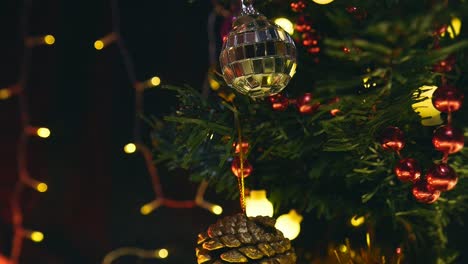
top-left (44, 35), bottom-right (55, 45)
top-left (157, 248), bottom-right (169, 259)
top-left (366, 232), bottom-right (371, 248)
top-left (312, 0), bottom-right (334, 4)
top-left (412, 86), bottom-right (443, 126)
top-left (246, 190), bottom-right (274, 217)
top-left (0, 89), bottom-right (12, 100)
top-left (274, 18), bottom-right (294, 35)
top-left (350, 215), bottom-right (365, 227)
top-left (396, 247), bottom-right (402, 254)
top-left (140, 204), bottom-right (153, 215)
top-left (275, 210), bottom-right (303, 240)
top-left (339, 244), bottom-right (347, 253)
top-left (209, 78), bottom-right (220, 90)
top-left (37, 127), bottom-right (51, 138)
top-left (444, 17), bottom-right (462, 39)
top-left (211, 205), bottom-right (223, 215)
top-left (36, 183), bottom-right (48, 193)
top-left (150, 76), bottom-right (161, 86)
top-left (124, 143), bottom-right (136, 154)
top-left (30, 231), bottom-right (44, 242)
top-left (94, 40), bottom-right (104, 50)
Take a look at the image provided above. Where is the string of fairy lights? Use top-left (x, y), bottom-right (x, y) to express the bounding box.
top-left (0, 0), bottom-right (55, 263)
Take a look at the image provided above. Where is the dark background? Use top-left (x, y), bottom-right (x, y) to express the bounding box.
top-left (0, 0), bottom-right (237, 263)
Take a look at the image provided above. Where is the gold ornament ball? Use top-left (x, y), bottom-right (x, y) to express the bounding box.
top-left (220, 12), bottom-right (297, 99)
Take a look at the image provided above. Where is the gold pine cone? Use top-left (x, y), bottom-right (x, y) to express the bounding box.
top-left (196, 213), bottom-right (296, 264)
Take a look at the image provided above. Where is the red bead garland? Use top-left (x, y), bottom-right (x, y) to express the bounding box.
top-left (231, 156), bottom-right (253, 178)
top-left (412, 180), bottom-right (441, 204)
top-left (432, 125), bottom-right (464, 154)
top-left (426, 163), bottom-right (458, 192)
top-left (394, 158), bottom-right (421, 183)
top-left (380, 79), bottom-right (463, 203)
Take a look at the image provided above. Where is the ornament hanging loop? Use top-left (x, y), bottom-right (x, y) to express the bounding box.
top-left (241, 0), bottom-right (258, 15)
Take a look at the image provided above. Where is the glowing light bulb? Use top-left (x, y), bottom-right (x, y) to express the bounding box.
top-left (150, 76), bottom-right (161, 86)
top-left (312, 0), bottom-right (334, 5)
top-left (36, 183), bottom-right (48, 193)
top-left (350, 215), bottom-right (365, 227)
top-left (94, 40), bottom-right (105, 50)
top-left (274, 18), bottom-right (294, 35)
top-left (140, 204), bottom-right (153, 215)
top-left (245, 190), bottom-right (274, 217)
top-left (124, 143), bottom-right (137, 154)
top-left (366, 232), bottom-right (371, 248)
top-left (211, 205), bottom-right (223, 215)
top-left (339, 244), bottom-right (348, 253)
top-left (156, 248), bottom-right (169, 259)
top-left (275, 209), bottom-right (303, 240)
top-left (0, 89), bottom-right (12, 100)
top-left (44, 35), bottom-right (55, 45)
top-left (412, 86), bottom-right (443, 126)
top-left (30, 231), bottom-right (44, 242)
top-left (444, 17), bottom-right (461, 39)
top-left (37, 127), bottom-right (51, 138)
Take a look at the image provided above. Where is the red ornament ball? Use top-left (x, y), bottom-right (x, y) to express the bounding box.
top-left (296, 93), bottom-right (320, 114)
top-left (268, 94), bottom-right (289, 111)
top-left (426, 163), bottom-right (458, 192)
top-left (412, 180), bottom-right (441, 204)
top-left (432, 125), bottom-right (464, 154)
top-left (432, 85), bottom-right (464, 113)
top-left (231, 157), bottom-right (253, 178)
top-left (394, 158), bottom-right (421, 182)
top-left (380, 126), bottom-right (405, 152)
top-left (290, 0), bottom-right (306, 12)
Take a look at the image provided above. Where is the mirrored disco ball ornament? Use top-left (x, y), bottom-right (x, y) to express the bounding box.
top-left (219, 0), bottom-right (297, 99)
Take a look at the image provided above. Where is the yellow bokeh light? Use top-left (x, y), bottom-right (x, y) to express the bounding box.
top-left (37, 127), bottom-right (51, 138)
top-left (312, 0), bottom-right (334, 5)
top-left (339, 244), bottom-right (348, 253)
top-left (366, 232), bottom-right (371, 248)
top-left (0, 89), bottom-right (12, 100)
top-left (350, 215), bottom-right (365, 227)
top-left (246, 190), bottom-right (274, 217)
top-left (44, 35), bottom-right (55, 45)
top-left (150, 76), bottom-right (161, 86)
top-left (275, 210), bottom-right (303, 240)
top-left (94, 40), bottom-right (104, 50)
top-left (157, 248), bottom-right (169, 259)
top-left (36, 183), bottom-right (48, 193)
top-left (412, 86), bottom-right (443, 126)
top-left (124, 143), bottom-right (137, 154)
top-left (211, 205), bottom-right (223, 215)
top-left (140, 204), bottom-right (153, 215)
top-left (274, 18), bottom-right (294, 35)
top-left (30, 231), bottom-right (44, 242)
top-left (443, 17), bottom-right (462, 39)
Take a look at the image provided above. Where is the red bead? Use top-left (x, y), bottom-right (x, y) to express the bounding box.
top-left (412, 180), bottom-right (441, 204)
top-left (346, 6), bottom-right (367, 20)
top-left (231, 157), bottom-right (252, 178)
top-left (307, 46), bottom-right (321, 54)
top-left (268, 94), bottom-right (289, 111)
top-left (394, 158), bottom-right (421, 182)
top-left (343, 47), bottom-right (351, 53)
top-left (432, 85), bottom-right (464, 113)
top-left (291, 0), bottom-right (306, 12)
top-left (433, 56), bottom-right (456, 73)
top-left (426, 163), bottom-right (458, 191)
top-left (296, 93), bottom-right (320, 114)
top-left (233, 141), bottom-right (249, 154)
top-left (380, 126), bottom-right (405, 152)
top-left (432, 125), bottom-right (464, 154)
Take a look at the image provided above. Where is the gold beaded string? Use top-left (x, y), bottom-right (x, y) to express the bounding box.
top-left (233, 105), bottom-right (247, 214)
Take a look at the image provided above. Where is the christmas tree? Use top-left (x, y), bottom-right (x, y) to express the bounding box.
top-left (152, 0), bottom-right (468, 263)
